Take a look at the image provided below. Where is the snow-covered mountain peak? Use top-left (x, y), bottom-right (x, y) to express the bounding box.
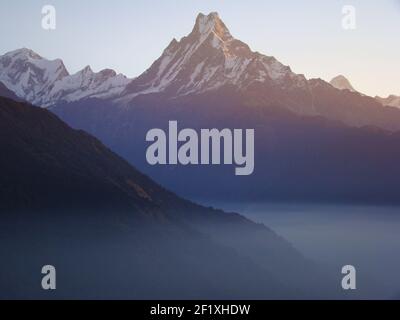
top-left (98, 68), bottom-right (118, 78)
top-left (4, 48), bottom-right (43, 60)
top-left (1, 14), bottom-right (309, 109)
top-left (193, 12), bottom-right (232, 43)
top-left (330, 75), bottom-right (356, 92)
top-left (0, 48), bottom-right (70, 104)
top-left (0, 49), bottom-right (130, 107)
top-left (121, 12), bottom-right (306, 103)
top-left (80, 65), bottom-right (94, 74)
top-left (376, 94), bottom-right (400, 108)
top-left (1, 48), bottom-right (68, 76)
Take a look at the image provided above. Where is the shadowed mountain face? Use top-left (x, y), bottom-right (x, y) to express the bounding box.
top-left (0, 95), bottom-right (165, 213)
top-left (53, 88), bottom-right (400, 205)
top-left (0, 96), bottom-right (342, 299)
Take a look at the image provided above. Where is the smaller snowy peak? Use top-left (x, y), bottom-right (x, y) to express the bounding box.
top-left (0, 48), bottom-right (70, 104)
top-left (0, 49), bottom-right (131, 107)
top-left (3, 48), bottom-right (43, 60)
top-left (0, 48), bottom-right (69, 79)
top-left (376, 95), bottom-right (400, 108)
top-left (79, 65), bottom-right (94, 74)
top-left (330, 75), bottom-right (356, 92)
top-left (43, 65), bottom-right (130, 106)
top-left (98, 69), bottom-right (118, 78)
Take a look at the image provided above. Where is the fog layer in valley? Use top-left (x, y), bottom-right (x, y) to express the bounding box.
top-left (201, 201), bottom-right (400, 299)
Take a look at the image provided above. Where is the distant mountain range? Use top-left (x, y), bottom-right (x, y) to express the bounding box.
top-left (0, 94), bottom-right (339, 299)
top-left (329, 75), bottom-right (400, 109)
top-left (1, 13), bottom-right (400, 129)
top-left (1, 12), bottom-right (400, 204)
top-left (376, 95), bottom-right (400, 109)
top-left (0, 48), bottom-right (130, 107)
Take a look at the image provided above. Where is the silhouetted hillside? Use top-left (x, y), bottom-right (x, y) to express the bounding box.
top-left (0, 82), bottom-right (22, 101)
top-left (0, 96), bottom-right (339, 299)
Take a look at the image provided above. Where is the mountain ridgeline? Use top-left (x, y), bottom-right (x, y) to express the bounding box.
top-left (0, 49), bottom-right (129, 107)
top-left (1, 14), bottom-right (400, 130)
top-left (1, 12), bottom-right (400, 204)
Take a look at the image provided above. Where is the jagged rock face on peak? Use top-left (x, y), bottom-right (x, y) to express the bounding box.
top-left (0, 49), bottom-right (68, 105)
top-left (117, 12), bottom-right (400, 131)
top-left (0, 48), bottom-right (130, 107)
top-left (121, 12), bottom-right (308, 104)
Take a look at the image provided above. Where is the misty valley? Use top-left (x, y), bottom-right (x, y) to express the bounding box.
top-left (211, 201), bottom-right (400, 299)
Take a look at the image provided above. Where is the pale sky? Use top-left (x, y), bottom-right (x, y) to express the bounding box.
top-left (0, 0), bottom-right (399, 97)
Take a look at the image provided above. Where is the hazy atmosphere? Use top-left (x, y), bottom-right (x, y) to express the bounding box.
top-left (1, 0), bottom-right (400, 302)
